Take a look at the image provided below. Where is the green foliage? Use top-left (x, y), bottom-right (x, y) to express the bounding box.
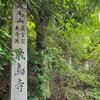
top-left (0, 0), bottom-right (100, 100)
top-left (27, 0), bottom-right (100, 99)
top-left (0, 28), bottom-right (11, 71)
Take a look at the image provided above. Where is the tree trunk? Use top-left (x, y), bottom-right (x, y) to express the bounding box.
top-left (35, 20), bottom-right (50, 99)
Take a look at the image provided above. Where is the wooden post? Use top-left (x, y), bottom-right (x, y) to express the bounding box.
top-left (11, 0), bottom-right (27, 100)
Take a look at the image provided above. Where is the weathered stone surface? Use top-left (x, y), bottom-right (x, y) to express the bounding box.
top-left (11, 1), bottom-right (27, 100)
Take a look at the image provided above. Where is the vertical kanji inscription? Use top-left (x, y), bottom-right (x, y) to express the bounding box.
top-left (11, 0), bottom-right (27, 100)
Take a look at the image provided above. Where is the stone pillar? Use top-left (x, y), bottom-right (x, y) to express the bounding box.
top-left (11, 0), bottom-right (27, 100)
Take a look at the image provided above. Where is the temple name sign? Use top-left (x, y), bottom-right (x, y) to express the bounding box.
top-left (11, 0), bottom-right (27, 100)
